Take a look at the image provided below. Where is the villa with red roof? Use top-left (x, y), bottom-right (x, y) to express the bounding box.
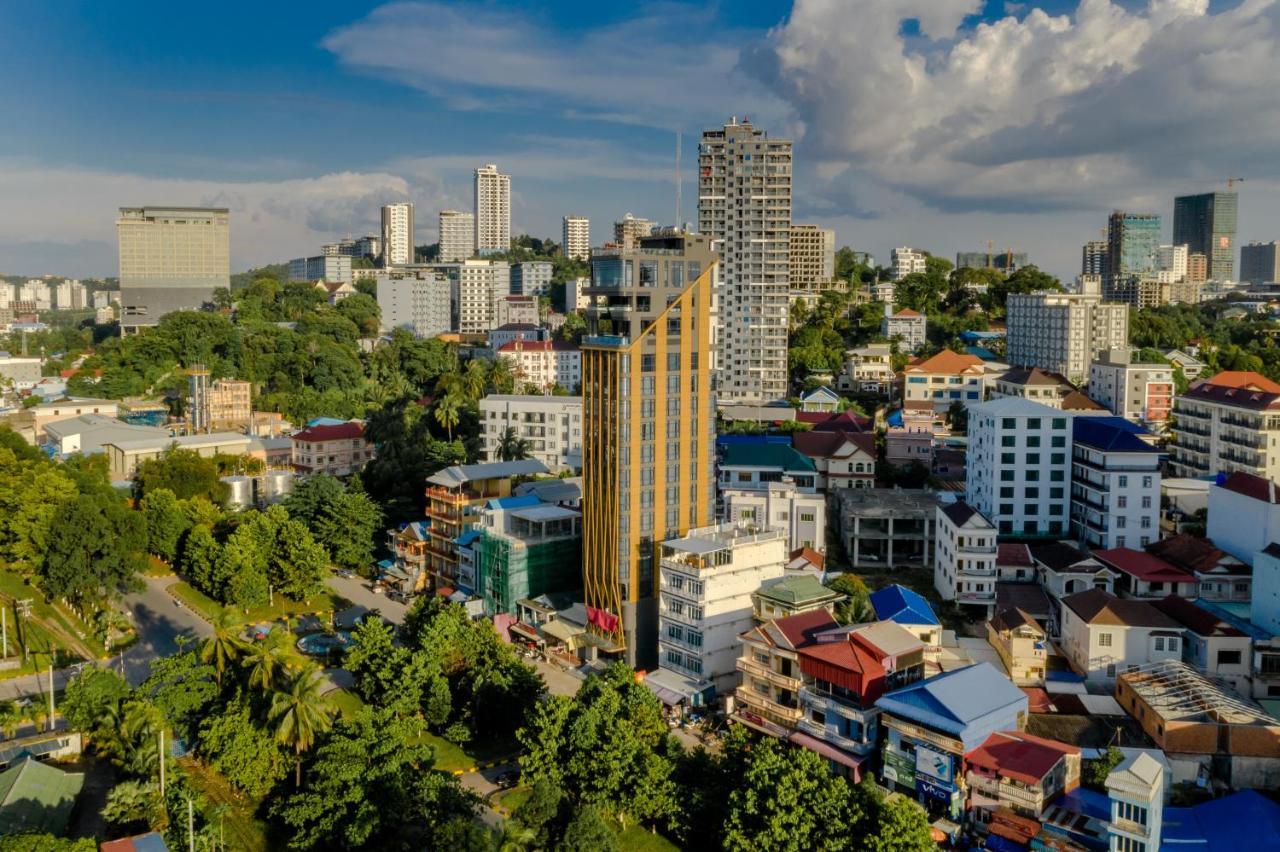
top-left (882, 306), bottom-right (927, 352)
top-left (290, 420), bottom-right (374, 477)
top-left (1093, 548), bottom-right (1199, 599)
top-left (495, 338), bottom-right (581, 393)
top-left (1168, 370), bottom-right (1280, 481)
top-left (791, 429), bottom-right (877, 490)
top-left (903, 348), bottom-right (986, 412)
top-left (965, 731), bottom-right (1081, 827)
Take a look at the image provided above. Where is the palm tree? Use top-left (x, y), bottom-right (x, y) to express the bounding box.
top-left (462, 359), bottom-right (488, 402)
top-left (270, 664), bottom-right (334, 787)
top-left (434, 393), bottom-right (461, 442)
top-left (489, 358), bottom-right (515, 395)
top-left (496, 427), bottom-right (532, 462)
top-left (200, 608), bottom-right (246, 688)
top-left (242, 626), bottom-right (302, 692)
top-left (0, 701), bottom-right (23, 740)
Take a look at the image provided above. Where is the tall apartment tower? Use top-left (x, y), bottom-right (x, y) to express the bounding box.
top-left (581, 231), bottom-right (718, 667)
top-left (789, 224), bottom-right (835, 293)
top-left (1082, 240), bottom-right (1108, 277)
top-left (116, 206), bottom-right (230, 333)
top-left (699, 117), bottom-right (792, 404)
top-left (1241, 241), bottom-right (1280, 285)
top-left (1173, 191), bottom-right (1237, 281)
top-left (562, 216), bottom-right (590, 262)
top-left (1006, 290), bottom-right (1129, 385)
top-left (613, 213), bottom-right (654, 250)
top-left (438, 210), bottom-right (475, 262)
top-left (381, 203), bottom-right (415, 266)
top-left (474, 164), bottom-right (511, 253)
top-left (1105, 212), bottom-right (1161, 300)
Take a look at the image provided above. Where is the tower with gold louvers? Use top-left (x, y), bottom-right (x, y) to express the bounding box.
top-left (581, 231), bottom-right (717, 668)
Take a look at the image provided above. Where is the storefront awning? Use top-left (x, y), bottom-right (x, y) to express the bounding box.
top-left (540, 618), bottom-right (584, 643)
top-left (509, 622), bottom-right (544, 643)
top-left (644, 682), bottom-right (686, 706)
top-left (787, 730), bottom-right (867, 780)
top-left (643, 667), bottom-right (714, 707)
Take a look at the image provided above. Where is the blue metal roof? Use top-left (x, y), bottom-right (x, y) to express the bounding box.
top-left (306, 417), bottom-right (348, 427)
top-left (716, 434), bottom-right (794, 446)
top-left (1051, 787), bottom-right (1112, 822)
top-left (870, 584), bottom-right (940, 627)
top-left (487, 494), bottom-right (541, 510)
top-left (1161, 790), bottom-right (1280, 852)
top-left (455, 530), bottom-right (481, 547)
top-left (719, 442), bottom-right (817, 472)
top-left (874, 663), bottom-right (1028, 748)
top-left (965, 345), bottom-right (1000, 361)
top-left (1072, 417), bottom-right (1158, 453)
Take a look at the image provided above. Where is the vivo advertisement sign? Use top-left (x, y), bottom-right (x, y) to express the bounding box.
top-left (916, 778), bottom-right (954, 804)
top-left (914, 745), bottom-right (954, 785)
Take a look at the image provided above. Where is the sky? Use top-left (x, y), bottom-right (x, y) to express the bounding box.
top-left (1, 0), bottom-right (1278, 281)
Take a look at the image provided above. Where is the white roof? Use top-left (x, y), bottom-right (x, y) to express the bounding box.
top-left (108, 432), bottom-right (250, 452)
top-left (969, 396), bottom-right (1068, 418)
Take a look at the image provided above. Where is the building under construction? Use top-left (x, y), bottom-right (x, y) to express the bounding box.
top-left (473, 497), bottom-right (582, 616)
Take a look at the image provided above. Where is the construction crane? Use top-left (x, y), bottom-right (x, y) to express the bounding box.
top-left (1227, 177), bottom-right (1245, 190)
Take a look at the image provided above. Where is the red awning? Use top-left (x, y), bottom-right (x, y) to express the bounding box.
top-left (509, 622), bottom-right (544, 643)
top-left (788, 730), bottom-right (867, 781)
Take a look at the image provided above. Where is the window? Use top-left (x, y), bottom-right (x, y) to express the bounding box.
top-left (1051, 435), bottom-right (1066, 448)
top-left (1000, 487), bottom-right (1014, 498)
top-left (1117, 496), bottom-right (1127, 508)
top-left (1218, 649), bottom-right (1242, 666)
top-left (1027, 435), bottom-right (1041, 448)
top-left (1106, 664), bottom-right (1117, 677)
top-left (1154, 637), bottom-right (1164, 651)
top-left (1001, 470), bottom-right (1015, 482)
top-left (811, 710), bottom-right (826, 725)
top-left (1002, 452), bottom-right (1016, 464)
top-left (1099, 633), bottom-right (1113, 647)
top-left (1052, 418), bottom-right (1067, 429)
top-left (1026, 453), bottom-right (1041, 465)
top-left (1118, 475), bottom-right (1128, 488)
top-left (1002, 436), bottom-right (1016, 447)
top-left (1142, 476), bottom-right (1152, 488)
top-left (1051, 453), bottom-right (1065, 465)
top-left (1002, 418), bottom-right (1017, 429)
top-left (1027, 418), bottom-right (1041, 430)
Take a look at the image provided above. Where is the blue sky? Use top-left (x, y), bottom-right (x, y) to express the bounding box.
top-left (0, 0), bottom-right (1275, 279)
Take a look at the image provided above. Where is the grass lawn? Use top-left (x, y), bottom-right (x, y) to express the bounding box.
top-left (413, 730), bottom-right (477, 773)
top-left (618, 825), bottom-right (680, 852)
top-left (0, 569), bottom-right (104, 666)
top-left (179, 757), bottom-right (269, 852)
top-left (167, 580), bottom-right (351, 625)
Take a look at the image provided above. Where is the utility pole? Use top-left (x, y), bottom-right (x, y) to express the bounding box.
top-left (47, 664), bottom-right (54, 731)
top-left (159, 729), bottom-right (166, 796)
top-left (188, 797), bottom-right (195, 852)
top-left (16, 599), bottom-right (32, 662)
top-left (2, 605), bottom-right (7, 659)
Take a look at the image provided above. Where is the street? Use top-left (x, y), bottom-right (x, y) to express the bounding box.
top-left (327, 573), bottom-right (409, 627)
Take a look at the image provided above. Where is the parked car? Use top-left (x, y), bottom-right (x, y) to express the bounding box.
top-left (336, 569), bottom-right (354, 579)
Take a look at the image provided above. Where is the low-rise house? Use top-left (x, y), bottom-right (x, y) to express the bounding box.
top-left (870, 583), bottom-right (942, 648)
top-left (965, 731), bottom-right (1081, 827)
top-left (752, 574), bottom-right (844, 622)
top-left (786, 547), bottom-right (825, 575)
top-left (41, 413), bottom-right (169, 458)
top-left (718, 442), bottom-right (819, 493)
top-left (882, 307), bottom-right (926, 352)
top-left (987, 608), bottom-right (1049, 686)
top-left (1207, 471), bottom-right (1280, 566)
top-left (1147, 534), bottom-right (1252, 603)
top-left (1164, 348), bottom-right (1206, 379)
top-left (1069, 417), bottom-right (1163, 550)
top-left (290, 420), bottom-right (373, 477)
top-left (876, 663), bottom-right (1030, 820)
top-left (903, 349), bottom-right (986, 412)
top-left (990, 367), bottom-right (1077, 408)
top-left (884, 424), bottom-right (933, 468)
top-left (9, 395), bottom-right (120, 441)
top-left (488, 323), bottom-right (546, 350)
top-left (840, 344), bottom-right (895, 395)
top-left (790, 430), bottom-right (877, 490)
top-left (1093, 548), bottom-right (1199, 600)
top-left (1058, 589), bottom-right (1183, 686)
top-left (1030, 540), bottom-right (1118, 602)
top-left (1151, 595), bottom-right (1253, 693)
top-left (0, 756), bottom-right (84, 837)
top-left (721, 478), bottom-right (826, 556)
top-left (734, 609), bottom-right (839, 733)
top-left (997, 543), bottom-right (1036, 583)
top-left (386, 521), bottom-right (429, 594)
top-left (934, 502), bottom-right (999, 613)
top-left (105, 431), bottom-right (252, 481)
top-left (799, 386), bottom-right (841, 413)
top-left (838, 488), bottom-right (940, 570)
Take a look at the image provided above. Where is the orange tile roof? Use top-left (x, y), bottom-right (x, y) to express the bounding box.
top-left (905, 348), bottom-right (984, 375)
top-left (892, 308), bottom-right (923, 317)
top-left (1205, 371), bottom-right (1280, 393)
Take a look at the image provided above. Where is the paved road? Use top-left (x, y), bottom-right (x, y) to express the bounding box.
top-left (328, 574), bottom-right (409, 627)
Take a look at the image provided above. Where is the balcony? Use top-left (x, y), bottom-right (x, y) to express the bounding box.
top-left (736, 689), bottom-right (803, 725)
top-left (737, 656), bottom-right (801, 691)
top-left (795, 718), bottom-right (874, 756)
top-left (957, 590), bottom-right (997, 604)
top-left (799, 685), bottom-right (871, 715)
top-left (966, 773), bottom-right (1044, 814)
top-left (1222, 431), bottom-right (1266, 450)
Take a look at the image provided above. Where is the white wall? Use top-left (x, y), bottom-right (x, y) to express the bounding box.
top-left (1208, 484), bottom-right (1280, 567)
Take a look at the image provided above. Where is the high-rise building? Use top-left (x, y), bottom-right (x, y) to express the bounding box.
top-left (562, 216), bottom-right (590, 262)
top-left (438, 210), bottom-right (475, 263)
top-left (117, 207), bottom-right (230, 332)
top-left (891, 247), bottom-right (929, 281)
top-left (1105, 212), bottom-right (1161, 300)
top-left (581, 231), bottom-right (717, 667)
top-left (956, 250), bottom-right (1028, 272)
top-left (381, 203), bottom-right (415, 267)
top-left (1169, 370), bottom-right (1280, 480)
top-left (474, 164), bottom-right (511, 253)
top-left (1006, 290), bottom-right (1129, 384)
top-left (452, 259), bottom-right (511, 335)
top-left (1156, 244), bottom-right (1188, 282)
top-left (788, 224), bottom-right (835, 293)
top-left (967, 397), bottom-right (1073, 537)
top-left (613, 213), bottom-right (654, 250)
top-left (1241, 241), bottom-right (1280, 285)
top-left (1082, 240), bottom-right (1108, 277)
top-left (322, 236), bottom-right (380, 259)
top-left (511, 261), bottom-right (553, 297)
top-left (699, 117), bottom-right (792, 404)
top-left (1186, 252), bottom-right (1208, 284)
top-left (1173, 191), bottom-right (1237, 281)
top-left (376, 270), bottom-right (452, 338)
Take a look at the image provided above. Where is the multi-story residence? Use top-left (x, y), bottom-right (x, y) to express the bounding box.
top-left (612, 213), bottom-right (654, 249)
top-left (438, 209), bottom-right (475, 262)
top-left (1105, 751), bottom-right (1166, 852)
top-left (986, 608), bottom-right (1049, 686)
top-left (580, 231), bottom-right (718, 665)
top-left (838, 489), bottom-right (940, 570)
top-left (721, 478), bottom-right (826, 556)
top-left (195, 378), bottom-right (251, 433)
top-left (990, 367), bottom-right (1076, 408)
top-left (876, 663), bottom-right (1029, 820)
top-left (495, 295), bottom-right (539, 327)
top-left (1088, 349), bottom-right (1175, 425)
top-left (1207, 471), bottom-right (1280, 566)
top-left (1058, 589), bottom-right (1183, 686)
top-left (1164, 348), bottom-right (1207, 379)
top-left (870, 584), bottom-right (943, 648)
top-left (511, 261), bottom-right (553, 298)
top-left (790, 430), bottom-right (877, 491)
top-left (1147, 534), bottom-right (1252, 604)
top-left (788, 224), bottom-right (835, 294)
top-left (288, 254), bottom-right (353, 285)
top-left (452, 259), bottom-right (512, 335)
top-left (752, 574), bottom-right (845, 622)
top-left (718, 442), bottom-right (819, 493)
top-left (658, 524), bottom-right (787, 694)
top-left (479, 394), bottom-right (582, 473)
top-left (735, 609), bottom-right (838, 733)
top-left (840, 343), bottom-right (896, 395)
top-left (116, 206), bottom-right (229, 332)
top-left (423, 459), bottom-right (549, 591)
top-left (1151, 595), bottom-right (1253, 694)
top-left (1168, 370), bottom-right (1280, 480)
top-left (882, 307), bottom-right (926, 352)
top-left (890, 247), bottom-right (929, 281)
top-left (562, 216), bottom-right (590, 262)
top-left (473, 492), bottom-right (581, 616)
top-left (322, 235), bottom-right (380, 260)
top-left (386, 521), bottom-right (429, 595)
top-left (488, 323), bottom-right (544, 349)
top-left (1093, 548), bottom-right (1199, 600)
top-left (966, 731), bottom-right (1080, 830)
top-left (903, 349), bottom-right (985, 411)
top-left (1174, 191), bottom-right (1237, 282)
top-left (699, 117), bottom-right (792, 404)
top-left (1005, 288), bottom-right (1129, 384)
top-left (376, 269), bottom-right (452, 338)
top-left (290, 420), bottom-right (374, 477)
top-left (934, 502), bottom-right (999, 613)
top-left (495, 339), bottom-right (581, 393)
top-left (1082, 241), bottom-right (1108, 276)
top-left (1070, 417), bottom-right (1162, 550)
top-left (474, 164), bottom-right (511, 252)
top-left (1241, 240), bottom-right (1280, 285)
top-left (1029, 541), bottom-right (1118, 606)
top-left (1157, 243), bottom-right (1189, 281)
top-left (967, 398), bottom-right (1073, 537)
top-left (380, 202), bottom-right (415, 266)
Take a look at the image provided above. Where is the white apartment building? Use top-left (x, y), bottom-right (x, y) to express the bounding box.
top-left (1088, 349), bottom-right (1175, 425)
top-left (452, 260), bottom-right (511, 335)
top-left (903, 348), bottom-right (985, 411)
top-left (613, 213), bottom-right (653, 249)
top-left (841, 343), bottom-right (896, 395)
top-left (1157, 244), bottom-right (1189, 282)
top-left (1058, 589), bottom-right (1182, 687)
top-left (789, 224), bottom-right (835, 293)
top-left (890, 247), bottom-right (928, 281)
top-left (699, 117), bottom-right (791, 404)
top-left (658, 523), bottom-right (788, 693)
top-left (562, 216), bottom-right (590, 262)
top-left (288, 255), bottom-right (352, 285)
top-left (1070, 418), bottom-right (1162, 551)
top-left (933, 502), bottom-right (998, 613)
top-left (479, 394), bottom-right (582, 473)
top-left (1168, 371), bottom-right (1280, 480)
top-left (721, 479), bottom-right (826, 557)
top-left (53, 280), bottom-right (85, 310)
top-left (564, 276), bottom-right (590, 312)
top-left (495, 339), bottom-right (581, 393)
top-left (438, 209), bottom-right (475, 262)
top-left (381, 202), bottom-right (415, 266)
top-left (1206, 472), bottom-right (1280, 567)
top-left (495, 295), bottom-right (538, 328)
top-left (881, 307), bottom-right (926, 353)
top-left (1106, 753), bottom-right (1166, 852)
top-left (511, 261), bottom-right (553, 297)
top-left (376, 270), bottom-right (452, 338)
top-left (474, 164), bottom-right (511, 252)
top-left (116, 206), bottom-right (230, 331)
top-left (1006, 290), bottom-right (1129, 384)
top-left (967, 397), bottom-right (1073, 537)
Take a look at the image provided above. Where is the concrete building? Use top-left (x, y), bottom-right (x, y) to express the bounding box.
top-left (934, 502), bottom-right (999, 613)
top-left (734, 609), bottom-right (838, 735)
top-left (479, 394), bottom-right (582, 473)
top-left (1094, 548), bottom-right (1199, 601)
top-left (510, 261), bottom-right (553, 298)
top-left (116, 206), bottom-right (229, 331)
top-left (1168, 371), bottom-right (1280, 480)
top-left (438, 209), bottom-right (475, 262)
top-left (720, 479), bottom-right (826, 556)
top-left (453, 259), bottom-right (511, 335)
top-left (752, 574), bottom-right (844, 622)
top-left (488, 324), bottom-right (545, 350)
top-left (658, 523), bottom-right (787, 694)
top-left (495, 339), bottom-right (580, 393)
top-left (1174, 191), bottom-right (1238, 282)
top-left (882, 307), bottom-right (926, 353)
top-left (1006, 289), bottom-right (1129, 384)
top-left (990, 367), bottom-right (1076, 409)
top-left (612, 213), bottom-right (653, 249)
top-left (1252, 544), bottom-right (1280, 637)
top-left (1058, 589), bottom-right (1183, 686)
top-left (381, 202), bottom-right (415, 266)
top-left (1088, 349), bottom-right (1175, 425)
top-left (321, 235), bottom-right (379, 259)
top-left (288, 255), bottom-right (352, 286)
top-left (495, 295), bottom-right (539, 328)
top-left (581, 231), bottom-right (718, 665)
top-left (1152, 595), bottom-right (1253, 693)
top-left (188, 376), bottom-right (251, 433)
top-left (903, 349), bottom-right (985, 411)
top-left (1082, 240), bottom-right (1108, 276)
top-left (986, 609), bottom-right (1049, 686)
top-left (789, 224), bottom-right (835, 294)
top-left (966, 732), bottom-right (1080, 832)
top-left (1071, 417), bottom-right (1162, 551)
top-left (104, 431), bottom-right (251, 481)
top-left (837, 488), bottom-right (939, 570)
top-left (1157, 243), bottom-right (1189, 282)
top-left (840, 344), bottom-right (896, 395)
top-left (376, 269), bottom-right (452, 338)
top-left (0, 355), bottom-right (42, 389)
top-left (564, 276), bottom-right (589, 312)
top-left (1206, 472), bottom-right (1280, 568)
top-left (1104, 750), bottom-right (1166, 852)
top-left (474, 164), bottom-right (511, 253)
top-left (890, 247), bottom-right (928, 281)
top-left (700, 117), bottom-right (792, 404)
top-left (967, 397), bottom-right (1073, 537)
top-left (718, 443), bottom-right (818, 494)
top-left (1241, 241), bottom-right (1280, 285)
top-left (1186, 251), bottom-right (1208, 284)
top-left (956, 250), bottom-right (1028, 272)
top-left (290, 421), bottom-right (373, 477)
top-left (473, 492), bottom-right (581, 616)
top-left (1106, 211), bottom-right (1161, 300)
top-left (42, 414), bottom-right (169, 458)
top-left (14, 396), bottom-right (120, 440)
top-left (562, 216), bottom-right (590, 262)
top-left (790, 430), bottom-right (877, 491)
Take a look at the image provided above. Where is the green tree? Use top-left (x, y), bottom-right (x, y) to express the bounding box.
top-left (242, 625), bottom-right (302, 692)
top-left (62, 667), bottom-right (131, 736)
top-left (560, 805), bottom-right (619, 852)
top-left (283, 475), bottom-right (346, 528)
top-left (198, 702), bottom-right (290, 797)
top-left (510, 778), bottom-right (564, 848)
top-left (311, 480), bottom-right (383, 571)
top-left (0, 450), bottom-right (78, 573)
top-left (179, 523), bottom-right (224, 599)
top-left (496, 427), bottom-right (532, 462)
top-left (270, 663), bottom-right (334, 787)
top-left (200, 608), bottom-right (246, 688)
top-left (336, 293), bottom-right (380, 337)
top-left (1083, 745), bottom-right (1124, 790)
top-left (270, 517), bottom-right (328, 601)
top-left (134, 447), bottom-right (228, 504)
top-left (41, 491), bottom-right (146, 607)
top-left (102, 780), bottom-right (166, 834)
top-left (139, 648), bottom-right (218, 741)
top-left (862, 787), bottom-right (936, 852)
top-left (434, 393), bottom-right (461, 441)
top-left (141, 487), bottom-right (189, 563)
top-left (826, 573), bottom-right (875, 625)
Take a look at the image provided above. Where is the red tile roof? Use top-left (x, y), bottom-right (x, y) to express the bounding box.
top-left (1219, 471), bottom-right (1280, 504)
top-left (966, 731), bottom-right (1080, 786)
top-left (497, 340), bottom-right (578, 352)
top-left (795, 410), bottom-right (873, 431)
top-left (789, 547), bottom-right (826, 570)
top-left (291, 421), bottom-right (364, 442)
top-left (905, 348), bottom-right (984, 375)
top-left (1151, 595), bottom-right (1246, 638)
top-left (1182, 372), bottom-right (1280, 411)
top-left (1146, 534), bottom-right (1231, 573)
top-left (1061, 390), bottom-right (1106, 411)
top-left (997, 543), bottom-right (1035, 568)
top-left (773, 609), bottom-right (841, 648)
top-left (1021, 688), bottom-right (1055, 714)
top-left (892, 308), bottom-right (923, 317)
top-left (1204, 371), bottom-right (1280, 392)
top-left (791, 429), bottom-right (876, 460)
top-left (1093, 548), bottom-right (1195, 583)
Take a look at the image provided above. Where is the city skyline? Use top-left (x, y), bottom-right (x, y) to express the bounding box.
top-left (2, 0), bottom-right (1279, 280)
